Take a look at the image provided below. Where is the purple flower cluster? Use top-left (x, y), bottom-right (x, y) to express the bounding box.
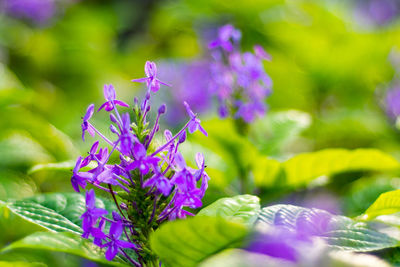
top-left (209, 24), bottom-right (272, 123)
top-left (2, 0), bottom-right (56, 24)
top-left (71, 61), bottom-right (209, 265)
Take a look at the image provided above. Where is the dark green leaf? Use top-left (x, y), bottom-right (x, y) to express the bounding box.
top-left (150, 216), bottom-right (248, 267)
top-left (1, 232), bottom-right (128, 267)
top-left (5, 193), bottom-right (114, 234)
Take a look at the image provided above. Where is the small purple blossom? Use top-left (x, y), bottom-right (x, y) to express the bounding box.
top-left (80, 189), bottom-right (108, 237)
top-left (143, 169), bottom-right (172, 196)
top-left (184, 101), bottom-right (208, 136)
top-left (102, 222), bottom-right (137, 261)
top-left (132, 61), bottom-right (170, 92)
top-left (71, 156), bottom-right (92, 193)
top-left (126, 142), bottom-right (160, 175)
top-left (98, 84), bottom-right (129, 112)
top-left (208, 24), bottom-right (241, 52)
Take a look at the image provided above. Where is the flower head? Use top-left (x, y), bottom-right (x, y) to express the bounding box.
top-left (102, 222), bottom-right (137, 261)
top-left (71, 156), bottom-right (93, 193)
top-left (80, 189), bottom-right (108, 236)
top-left (132, 61), bottom-right (171, 92)
top-left (73, 61), bottom-right (209, 264)
top-left (98, 84), bottom-right (129, 112)
top-left (184, 101), bottom-right (208, 136)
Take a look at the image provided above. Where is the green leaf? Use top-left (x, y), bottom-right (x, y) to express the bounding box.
top-left (5, 193), bottom-right (114, 234)
top-left (28, 161), bottom-right (97, 174)
top-left (28, 161), bottom-right (75, 174)
top-left (342, 176), bottom-right (398, 217)
top-left (255, 149), bottom-right (400, 188)
top-left (0, 262), bottom-right (46, 267)
top-left (257, 205), bottom-right (399, 252)
top-left (150, 216), bottom-right (248, 267)
top-left (283, 149), bottom-right (399, 187)
top-left (198, 195), bottom-right (260, 226)
top-left (249, 110), bottom-right (311, 156)
top-left (0, 107), bottom-right (78, 163)
top-left (363, 190), bottom-right (400, 220)
top-left (1, 232), bottom-right (128, 267)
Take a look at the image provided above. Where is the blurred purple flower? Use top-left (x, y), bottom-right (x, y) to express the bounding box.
top-left (208, 24), bottom-right (242, 52)
top-left (209, 24), bottom-right (272, 123)
top-left (156, 61), bottom-right (213, 126)
top-left (385, 86), bottom-right (400, 119)
top-left (246, 228), bottom-right (308, 262)
top-left (2, 0), bottom-right (56, 24)
top-left (355, 0), bottom-right (400, 26)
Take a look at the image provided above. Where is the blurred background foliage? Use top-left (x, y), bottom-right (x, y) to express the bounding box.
top-left (2, 0), bottom-right (400, 265)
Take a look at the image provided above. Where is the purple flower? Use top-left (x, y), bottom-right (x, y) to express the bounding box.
top-left (208, 24), bottom-right (241, 52)
top-left (126, 142), bottom-right (160, 175)
top-left (355, 0), bottom-right (400, 26)
top-left (184, 101), bottom-right (208, 136)
top-left (3, 0), bottom-right (56, 24)
top-left (73, 61), bottom-right (209, 264)
top-left (80, 189), bottom-right (108, 237)
top-left (171, 169), bottom-right (203, 209)
top-left (102, 222), bottom-right (137, 261)
top-left (71, 156), bottom-right (93, 193)
top-left (81, 141), bottom-right (99, 167)
top-left (155, 61), bottom-right (213, 126)
top-left (143, 170), bottom-right (172, 196)
top-left (254, 45), bottom-right (272, 61)
top-left (208, 24), bottom-right (272, 123)
top-left (98, 84), bottom-right (129, 112)
top-left (131, 61), bottom-right (170, 92)
top-left (385, 86), bottom-right (400, 119)
top-left (118, 113), bottom-right (135, 156)
top-left (81, 104), bottom-right (95, 141)
top-left (91, 218), bottom-right (107, 246)
top-left (246, 227), bottom-right (310, 262)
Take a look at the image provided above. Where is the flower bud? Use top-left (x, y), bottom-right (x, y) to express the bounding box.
top-left (110, 124), bottom-right (119, 135)
top-left (110, 113), bottom-right (118, 124)
top-left (178, 131), bottom-right (187, 144)
top-left (158, 104), bottom-right (166, 114)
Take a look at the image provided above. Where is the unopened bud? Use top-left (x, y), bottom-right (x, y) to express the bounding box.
top-left (178, 131), bottom-right (187, 144)
top-left (158, 104), bottom-right (166, 114)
